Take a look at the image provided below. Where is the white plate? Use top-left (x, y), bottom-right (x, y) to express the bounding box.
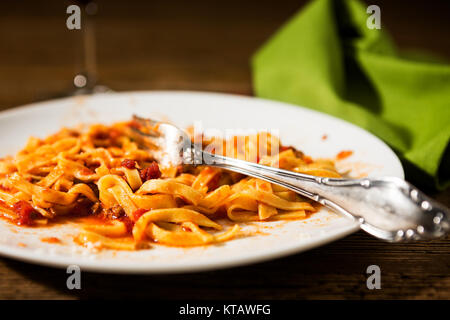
top-left (0, 91), bottom-right (403, 273)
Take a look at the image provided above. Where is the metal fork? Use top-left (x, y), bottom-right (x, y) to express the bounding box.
top-left (130, 115), bottom-right (449, 242)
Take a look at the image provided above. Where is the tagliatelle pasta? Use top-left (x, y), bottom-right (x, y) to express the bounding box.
top-left (0, 121), bottom-right (342, 250)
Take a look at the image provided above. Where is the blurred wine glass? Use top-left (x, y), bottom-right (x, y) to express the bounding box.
top-left (69, 0), bottom-right (111, 95)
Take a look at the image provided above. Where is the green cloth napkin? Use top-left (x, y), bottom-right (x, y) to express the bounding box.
top-left (252, 0), bottom-right (450, 189)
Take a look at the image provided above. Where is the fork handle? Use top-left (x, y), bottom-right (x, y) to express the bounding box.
top-left (199, 150), bottom-right (450, 242)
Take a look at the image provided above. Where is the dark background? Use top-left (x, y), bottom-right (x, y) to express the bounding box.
top-left (1, 0), bottom-right (450, 108)
top-left (0, 0), bottom-right (449, 299)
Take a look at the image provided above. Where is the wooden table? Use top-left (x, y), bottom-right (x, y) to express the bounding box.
top-left (0, 0), bottom-right (449, 300)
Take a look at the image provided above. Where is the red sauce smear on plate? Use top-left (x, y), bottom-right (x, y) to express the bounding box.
top-left (41, 237), bottom-right (61, 244)
top-left (336, 150), bottom-right (353, 160)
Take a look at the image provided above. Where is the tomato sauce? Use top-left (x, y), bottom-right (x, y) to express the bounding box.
top-left (12, 200), bottom-right (36, 226)
top-left (121, 159), bottom-right (137, 169)
top-left (336, 150), bottom-right (353, 160)
top-left (41, 237), bottom-right (61, 244)
top-left (140, 161), bottom-right (161, 181)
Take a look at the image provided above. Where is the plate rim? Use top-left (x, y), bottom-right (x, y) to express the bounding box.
top-left (0, 223), bottom-right (359, 274)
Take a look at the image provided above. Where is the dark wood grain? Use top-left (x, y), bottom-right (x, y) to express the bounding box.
top-left (0, 0), bottom-right (449, 300)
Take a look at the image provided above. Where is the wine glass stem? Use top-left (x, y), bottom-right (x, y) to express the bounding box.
top-left (82, 5), bottom-right (97, 88)
top-left (73, 2), bottom-right (98, 91)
